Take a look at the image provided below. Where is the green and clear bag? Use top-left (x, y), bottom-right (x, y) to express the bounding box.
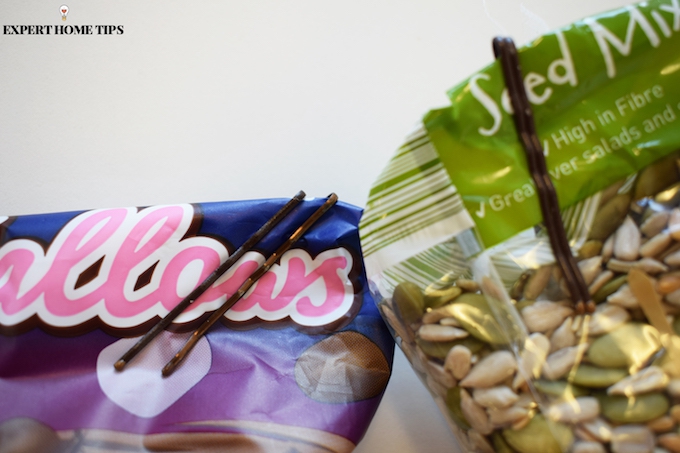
top-left (360, 1), bottom-right (680, 451)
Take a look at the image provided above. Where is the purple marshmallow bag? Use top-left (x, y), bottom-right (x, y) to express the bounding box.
top-left (0, 197), bottom-right (394, 453)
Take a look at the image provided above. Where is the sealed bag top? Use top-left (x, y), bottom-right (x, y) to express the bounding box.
top-left (361, 0), bottom-right (680, 282)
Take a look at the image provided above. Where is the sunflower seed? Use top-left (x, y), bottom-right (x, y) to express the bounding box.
top-left (424, 360), bottom-right (457, 389)
top-left (513, 333), bottom-right (550, 389)
top-left (666, 288), bottom-right (680, 306)
top-left (669, 208), bottom-right (680, 241)
top-left (657, 272), bottom-right (680, 295)
top-left (640, 232), bottom-right (673, 258)
top-left (614, 216), bottom-right (641, 261)
top-left (608, 366), bottom-right (669, 396)
top-left (543, 344), bottom-right (589, 380)
top-left (460, 350), bottom-right (517, 388)
top-left (445, 345), bottom-right (472, 380)
top-left (524, 265), bottom-right (553, 300)
top-left (418, 324), bottom-right (470, 342)
top-left (572, 441), bottom-right (607, 453)
top-left (472, 386), bottom-right (519, 409)
top-left (590, 270), bottom-right (615, 296)
top-left (608, 258), bottom-right (669, 274)
top-left (487, 404), bottom-right (532, 427)
top-left (521, 301), bottom-right (573, 333)
top-left (641, 210), bottom-right (670, 237)
top-left (468, 429), bottom-right (495, 453)
top-left (608, 284), bottom-right (640, 309)
top-left (421, 308), bottom-right (450, 324)
top-left (586, 303), bottom-right (631, 336)
top-left (460, 388), bottom-right (493, 435)
top-left (646, 415), bottom-right (675, 433)
top-left (579, 256), bottom-right (604, 285)
top-left (603, 234), bottom-right (615, 262)
top-left (440, 317), bottom-right (462, 327)
top-left (550, 317), bottom-right (578, 353)
top-left (456, 278), bottom-right (479, 292)
top-left (657, 433), bottom-right (680, 453)
top-left (545, 397), bottom-right (600, 423)
top-left (666, 250), bottom-right (680, 268)
top-left (579, 417), bottom-right (613, 443)
top-left (668, 379), bottom-right (680, 397)
top-left (610, 425), bottom-right (655, 453)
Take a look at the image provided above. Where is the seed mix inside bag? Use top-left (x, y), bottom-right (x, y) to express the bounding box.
top-left (360, 1), bottom-right (680, 451)
top-left (0, 196), bottom-right (394, 453)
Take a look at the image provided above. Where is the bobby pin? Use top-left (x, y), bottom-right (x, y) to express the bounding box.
top-left (161, 193), bottom-right (339, 377)
top-left (493, 37), bottom-right (594, 314)
top-left (114, 190), bottom-right (306, 372)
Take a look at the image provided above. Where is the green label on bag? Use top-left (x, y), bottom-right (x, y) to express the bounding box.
top-left (425, 0), bottom-right (680, 248)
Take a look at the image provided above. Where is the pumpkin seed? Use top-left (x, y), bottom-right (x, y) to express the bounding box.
top-left (445, 386), bottom-right (471, 430)
top-left (424, 285), bottom-right (462, 310)
top-left (594, 275), bottom-right (628, 304)
top-left (572, 364), bottom-right (629, 388)
top-left (587, 323), bottom-right (662, 369)
top-left (599, 392), bottom-right (670, 423)
top-left (579, 240), bottom-right (603, 259)
top-left (654, 180), bottom-right (680, 206)
top-left (393, 281), bottom-right (425, 325)
top-left (635, 154), bottom-right (680, 201)
top-left (589, 193), bottom-right (632, 241)
top-left (492, 432), bottom-right (516, 453)
top-left (502, 414), bottom-right (574, 453)
top-left (448, 293), bottom-right (509, 345)
top-left (415, 336), bottom-right (485, 360)
top-left (533, 379), bottom-right (589, 398)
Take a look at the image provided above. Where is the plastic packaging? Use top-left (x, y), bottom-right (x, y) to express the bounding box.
top-left (361, 1), bottom-right (680, 451)
top-left (0, 197), bottom-right (393, 452)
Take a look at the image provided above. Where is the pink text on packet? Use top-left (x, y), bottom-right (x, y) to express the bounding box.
top-left (0, 205), bottom-right (355, 329)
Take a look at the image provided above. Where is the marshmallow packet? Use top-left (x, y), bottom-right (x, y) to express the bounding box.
top-left (0, 196), bottom-right (393, 452)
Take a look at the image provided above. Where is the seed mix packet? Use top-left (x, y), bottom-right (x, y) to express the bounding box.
top-left (360, 1), bottom-right (680, 451)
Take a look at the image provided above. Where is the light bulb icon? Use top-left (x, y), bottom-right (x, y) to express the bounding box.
top-left (60, 5), bottom-right (69, 21)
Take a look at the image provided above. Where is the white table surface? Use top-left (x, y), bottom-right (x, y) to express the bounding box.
top-left (1, 1), bottom-right (632, 451)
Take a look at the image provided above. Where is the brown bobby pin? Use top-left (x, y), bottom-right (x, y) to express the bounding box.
top-left (114, 190), bottom-right (306, 372)
top-left (493, 37), bottom-right (595, 315)
top-left (162, 193), bottom-right (339, 377)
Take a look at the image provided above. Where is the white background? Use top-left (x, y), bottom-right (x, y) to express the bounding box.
top-left (1, 1), bottom-right (632, 451)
